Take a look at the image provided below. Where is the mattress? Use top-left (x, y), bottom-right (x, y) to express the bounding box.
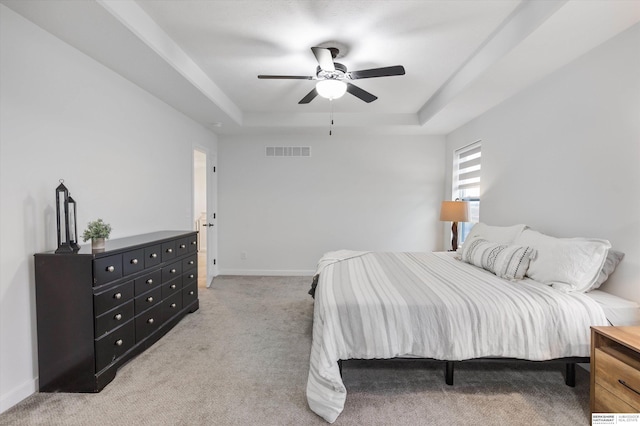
top-left (586, 289), bottom-right (640, 326)
top-left (307, 251), bottom-right (615, 423)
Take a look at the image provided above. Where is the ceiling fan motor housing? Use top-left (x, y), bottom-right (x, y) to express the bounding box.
top-left (317, 63), bottom-right (348, 80)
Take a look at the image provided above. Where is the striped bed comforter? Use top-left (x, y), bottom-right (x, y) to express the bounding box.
top-left (306, 251), bottom-right (609, 423)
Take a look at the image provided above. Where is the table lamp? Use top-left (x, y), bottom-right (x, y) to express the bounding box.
top-left (439, 200), bottom-right (470, 251)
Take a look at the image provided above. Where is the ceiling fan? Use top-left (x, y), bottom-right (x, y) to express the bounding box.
top-left (258, 46), bottom-right (405, 104)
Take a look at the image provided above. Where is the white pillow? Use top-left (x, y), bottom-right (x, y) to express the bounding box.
top-left (589, 249), bottom-right (625, 291)
top-left (467, 223), bottom-right (529, 244)
top-left (460, 236), bottom-right (536, 281)
top-left (514, 229), bottom-right (611, 292)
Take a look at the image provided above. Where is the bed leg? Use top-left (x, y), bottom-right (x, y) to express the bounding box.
top-left (338, 360), bottom-right (343, 378)
top-left (565, 363), bottom-right (576, 387)
top-left (445, 361), bottom-right (454, 385)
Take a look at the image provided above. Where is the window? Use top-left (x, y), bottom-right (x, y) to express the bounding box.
top-left (452, 141), bottom-right (481, 243)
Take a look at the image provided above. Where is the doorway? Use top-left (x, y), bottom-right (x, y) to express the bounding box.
top-left (193, 147), bottom-right (216, 287)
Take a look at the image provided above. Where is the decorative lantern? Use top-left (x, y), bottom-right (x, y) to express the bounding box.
top-left (68, 193), bottom-right (80, 251)
top-left (55, 179), bottom-right (78, 253)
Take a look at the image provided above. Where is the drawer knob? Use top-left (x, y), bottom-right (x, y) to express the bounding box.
top-left (189, 291), bottom-right (194, 296)
top-left (189, 274), bottom-right (194, 279)
top-left (146, 279), bottom-right (153, 285)
top-left (170, 303), bottom-right (176, 308)
top-left (114, 292), bottom-right (122, 300)
top-left (147, 318), bottom-right (154, 324)
top-left (188, 260), bottom-right (194, 265)
top-left (114, 313), bottom-right (122, 321)
top-left (106, 266), bottom-right (115, 273)
top-left (191, 241), bottom-right (196, 245)
top-left (166, 248), bottom-right (173, 253)
top-left (150, 253), bottom-right (157, 258)
top-left (146, 296), bottom-right (154, 303)
top-left (180, 244), bottom-right (186, 249)
top-left (131, 258), bottom-right (138, 265)
top-left (170, 284), bottom-right (176, 289)
top-left (170, 268), bottom-right (176, 274)
top-left (115, 339), bottom-right (123, 347)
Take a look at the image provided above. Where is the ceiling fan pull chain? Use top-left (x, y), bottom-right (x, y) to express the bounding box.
top-left (329, 100), bottom-right (334, 136)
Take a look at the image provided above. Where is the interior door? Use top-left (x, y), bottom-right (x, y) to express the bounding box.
top-left (206, 153), bottom-right (218, 284)
top-left (193, 148), bottom-right (217, 287)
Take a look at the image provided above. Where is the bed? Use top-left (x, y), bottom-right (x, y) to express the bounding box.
top-left (306, 225), bottom-right (637, 423)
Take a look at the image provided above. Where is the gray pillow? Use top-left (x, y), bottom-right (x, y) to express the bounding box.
top-left (589, 250), bottom-right (625, 291)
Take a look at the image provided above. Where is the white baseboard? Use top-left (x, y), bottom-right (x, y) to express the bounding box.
top-left (0, 377), bottom-right (37, 414)
top-left (217, 269), bottom-right (315, 277)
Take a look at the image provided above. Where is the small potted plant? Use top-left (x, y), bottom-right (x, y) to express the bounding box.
top-left (82, 218), bottom-right (112, 251)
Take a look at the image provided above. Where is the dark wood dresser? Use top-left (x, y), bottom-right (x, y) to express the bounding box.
top-left (34, 231), bottom-right (199, 392)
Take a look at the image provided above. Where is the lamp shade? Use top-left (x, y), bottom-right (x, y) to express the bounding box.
top-left (316, 79), bottom-right (347, 100)
top-left (439, 200), bottom-right (470, 222)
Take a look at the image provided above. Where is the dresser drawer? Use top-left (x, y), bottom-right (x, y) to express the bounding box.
top-left (183, 282), bottom-right (198, 307)
top-left (162, 261), bottom-right (182, 282)
top-left (163, 291), bottom-right (183, 322)
top-left (134, 286), bottom-right (162, 314)
top-left (595, 347), bottom-right (640, 411)
top-left (176, 237), bottom-right (191, 257)
top-left (144, 244), bottom-right (162, 268)
top-left (182, 254), bottom-right (197, 271)
top-left (94, 281), bottom-right (133, 316)
top-left (595, 383), bottom-right (639, 413)
top-left (162, 240), bottom-right (177, 262)
top-left (162, 278), bottom-right (182, 298)
top-left (122, 249), bottom-right (144, 276)
top-left (135, 303), bottom-right (163, 343)
top-left (95, 300), bottom-right (134, 337)
top-left (183, 270), bottom-right (197, 287)
top-left (95, 320), bottom-right (135, 373)
top-left (93, 254), bottom-right (123, 286)
top-left (188, 235), bottom-right (198, 253)
top-left (134, 270), bottom-right (162, 296)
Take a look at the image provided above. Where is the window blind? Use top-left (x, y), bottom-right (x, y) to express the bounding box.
top-left (453, 141), bottom-right (481, 241)
top-left (454, 142), bottom-right (481, 197)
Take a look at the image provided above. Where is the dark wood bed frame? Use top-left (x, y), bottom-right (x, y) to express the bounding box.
top-left (338, 356), bottom-right (590, 387)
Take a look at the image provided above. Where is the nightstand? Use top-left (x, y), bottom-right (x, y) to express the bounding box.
top-left (591, 326), bottom-right (640, 415)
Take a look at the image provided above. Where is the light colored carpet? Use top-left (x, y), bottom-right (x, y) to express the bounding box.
top-left (1, 275), bottom-right (590, 425)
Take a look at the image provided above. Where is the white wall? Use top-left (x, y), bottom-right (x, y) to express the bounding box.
top-left (218, 134), bottom-right (445, 274)
top-left (445, 23), bottom-right (640, 302)
top-left (0, 6), bottom-right (217, 413)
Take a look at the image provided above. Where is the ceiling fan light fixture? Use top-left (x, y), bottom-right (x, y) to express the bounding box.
top-left (316, 79), bottom-right (347, 100)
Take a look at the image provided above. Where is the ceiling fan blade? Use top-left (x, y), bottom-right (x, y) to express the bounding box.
top-left (311, 47), bottom-right (335, 72)
top-left (298, 88), bottom-right (319, 104)
top-left (258, 75), bottom-right (314, 80)
top-left (346, 83), bottom-right (377, 103)
top-left (349, 65), bottom-right (405, 80)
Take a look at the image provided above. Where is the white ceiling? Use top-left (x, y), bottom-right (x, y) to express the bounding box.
top-left (3, 0), bottom-right (640, 136)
